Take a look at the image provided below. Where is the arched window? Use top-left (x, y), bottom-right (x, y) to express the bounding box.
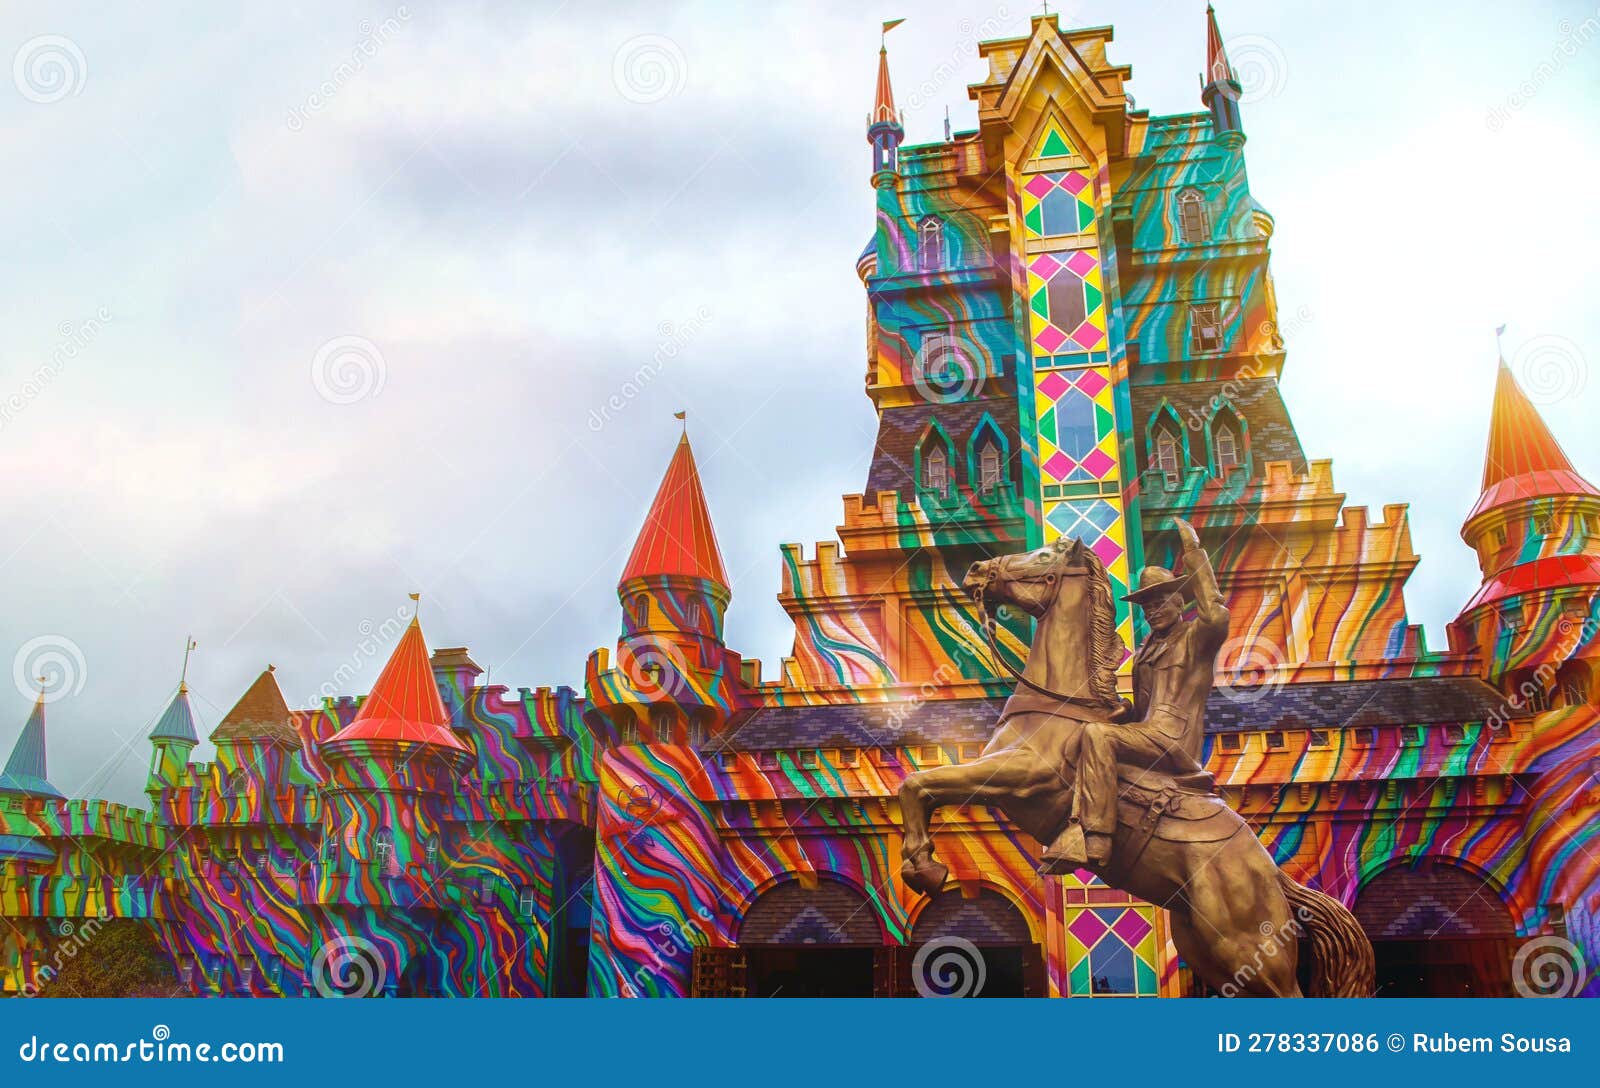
top-left (924, 446), bottom-right (949, 492)
top-left (322, 829), bottom-right (339, 864)
top-left (651, 706), bottom-right (673, 744)
top-left (687, 714), bottom-right (709, 747)
top-left (425, 835), bottom-right (441, 867)
top-left (1154, 423), bottom-right (1183, 486)
top-left (918, 216), bottom-right (944, 271)
top-left (373, 828), bottom-right (395, 874)
top-left (626, 596), bottom-right (649, 629)
top-left (1558, 663), bottom-right (1590, 708)
top-left (1213, 420), bottom-right (1241, 475)
top-left (517, 885), bottom-right (537, 918)
top-left (226, 770), bottom-right (248, 796)
top-left (619, 715), bottom-right (640, 745)
top-left (684, 600), bottom-right (703, 630)
top-left (1176, 188), bottom-right (1210, 244)
top-left (978, 441), bottom-right (1003, 495)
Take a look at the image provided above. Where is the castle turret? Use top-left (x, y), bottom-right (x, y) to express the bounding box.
top-left (1454, 359), bottom-right (1600, 704)
top-left (146, 683), bottom-right (198, 799)
top-left (587, 431), bottom-right (744, 746)
top-left (1201, 4), bottom-right (1245, 148)
top-left (0, 693), bottom-right (63, 800)
top-left (867, 32), bottom-right (904, 183)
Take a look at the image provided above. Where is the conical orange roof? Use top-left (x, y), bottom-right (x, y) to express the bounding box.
top-left (329, 617), bottom-right (466, 751)
top-left (1205, 4), bottom-right (1236, 84)
top-left (1467, 362), bottom-right (1599, 522)
top-left (620, 435), bottom-right (729, 589)
top-left (871, 46), bottom-right (898, 126)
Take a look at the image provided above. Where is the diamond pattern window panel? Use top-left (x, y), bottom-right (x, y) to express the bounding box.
top-left (1027, 250), bottom-right (1106, 356)
top-left (1064, 905), bottom-right (1160, 997)
top-left (1022, 171), bottom-right (1096, 239)
top-left (1035, 365), bottom-right (1134, 662)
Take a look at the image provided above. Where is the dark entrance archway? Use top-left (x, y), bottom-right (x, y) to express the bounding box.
top-left (908, 888), bottom-right (1044, 997)
top-left (735, 879), bottom-right (883, 997)
top-left (1354, 858), bottom-right (1517, 996)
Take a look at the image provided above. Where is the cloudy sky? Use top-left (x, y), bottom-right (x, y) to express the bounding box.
top-left (1, 0), bottom-right (1595, 804)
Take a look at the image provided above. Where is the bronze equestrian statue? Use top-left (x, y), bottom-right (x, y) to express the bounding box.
top-left (897, 519), bottom-right (1374, 997)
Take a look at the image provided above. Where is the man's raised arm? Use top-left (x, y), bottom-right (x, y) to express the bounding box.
top-left (1174, 517), bottom-right (1229, 652)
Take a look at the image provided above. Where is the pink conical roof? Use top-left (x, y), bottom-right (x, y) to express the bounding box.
top-left (329, 617), bottom-right (466, 751)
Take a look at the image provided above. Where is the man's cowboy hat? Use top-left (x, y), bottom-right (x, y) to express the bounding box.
top-left (1121, 565), bottom-right (1194, 605)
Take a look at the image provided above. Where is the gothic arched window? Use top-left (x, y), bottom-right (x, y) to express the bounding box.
top-left (918, 216), bottom-right (945, 271)
top-left (651, 706), bottom-right (673, 744)
top-left (978, 441), bottom-right (1003, 495)
top-left (1214, 420), bottom-right (1242, 475)
top-left (1177, 188), bottom-right (1210, 244)
top-left (1154, 423), bottom-right (1183, 486)
top-left (924, 446), bottom-right (949, 492)
top-left (225, 769), bottom-right (248, 796)
top-left (373, 828), bottom-right (395, 874)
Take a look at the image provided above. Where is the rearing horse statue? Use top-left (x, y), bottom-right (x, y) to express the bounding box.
top-left (896, 534), bottom-right (1374, 997)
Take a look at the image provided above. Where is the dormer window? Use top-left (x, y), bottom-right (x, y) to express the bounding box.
top-left (684, 600), bottom-right (703, 630)
top-left (619, 717), bottom-right (640, 745)
top-left (917, 216), bottom-right (944, 271)
top-left (924, 446), bottom-right (949, 492)
top-left (627, 596), bottom-right (649, 628)
top-left (1213, 420), bottom-right (1241, 476)
top-left (1154, 424), bottom-right (1182, 487)
top-left (978, 441), bottom-right (1003, 495)
top-left (651, 706), bottom-right (673, 744)
top-left (1189, 303), bottom-right (1223, 354)
top-left (1176, 188), bottom-right (1211, 244)
top-left (225, 770), bottom-right (248, 796)
top-left (1532, 511), bottom-right (1555, 537)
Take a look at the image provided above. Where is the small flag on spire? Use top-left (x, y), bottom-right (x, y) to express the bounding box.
top-left (674, 410), bottom-right (687, 421)
top-left (409, 592), bottom-right (421, 602)
top-left (882, 18), bottom-right (906, 35)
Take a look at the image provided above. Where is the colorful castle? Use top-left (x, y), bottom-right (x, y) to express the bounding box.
top-left (3, 11), bottom-right (1597, 999)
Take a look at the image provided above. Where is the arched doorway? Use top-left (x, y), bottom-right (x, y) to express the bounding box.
top-left (735, 879), bottom-right (883, 997)
top-left (909, 888), bottom-right (1044, 997)
top-left (1354, 858), bottom-right (1517, 996)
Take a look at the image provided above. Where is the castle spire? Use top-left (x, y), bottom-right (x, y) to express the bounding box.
top-left (210, 665), bottom-right (299, 749)
top-left (867, 21), bottom-right (906, 180)
top-left (620, 433), bottom-right (729, 591)
top-left (1466, 360), bottom-right (1600, 524)
top-left (328, 615), bottom-right (466, 751)
top-left (1201, 4), bottom-right (1245, 148)
top-left (149, 684), bottom-right (199, 745)
top-left (0, 691), bottom-right (63, 799)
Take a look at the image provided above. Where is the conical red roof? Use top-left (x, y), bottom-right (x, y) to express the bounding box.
top-left (1205, 4), bottom-right (1235, 83)
top-left (1467, 362), bottom-right (1599, 522)
top-left (329, 618), bottom-right (466, 751)
top-left (871, 47), bottom-right (897, 126)
top-left (620, 435), bottom-right (729, 589)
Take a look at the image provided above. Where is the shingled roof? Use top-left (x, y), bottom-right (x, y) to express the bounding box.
top-left (712, 676), bottom-right (1508, 750)
top-left (210, 667), bottom-right (300, 748)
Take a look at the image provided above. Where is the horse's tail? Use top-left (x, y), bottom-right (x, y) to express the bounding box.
top-left (1276, 870), bottom-right (1374, 997)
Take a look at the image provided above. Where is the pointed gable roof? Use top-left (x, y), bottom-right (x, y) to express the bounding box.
top-left (619, 434), bottom-right (729, 590)
top-left (210, 667), bottom-right (300, 748)
top-left (1467, 362), bottom-right (1599, 523)
top-left (0, 695), bottom-right (63, 799)
top-left (328, 618), bottom-right (466, 751)
top-left (871, 46), bottom-right (898, 126)
top-left (149, 685), bottom-right (199, 744)
top-left (1205, 3), bottom-right (1236, 83)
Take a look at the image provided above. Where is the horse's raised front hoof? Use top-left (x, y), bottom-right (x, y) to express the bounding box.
top-left (900, 858), bottom-right (949, 896)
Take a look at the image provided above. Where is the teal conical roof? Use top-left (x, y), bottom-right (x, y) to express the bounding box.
top-left (0, 695), bottom-right (63, 799)
top-left (149, 685), bottom-right (199, 744)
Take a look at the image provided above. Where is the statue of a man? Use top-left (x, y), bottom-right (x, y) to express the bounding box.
top-left (1044, 516), bottom-right (1228, 871)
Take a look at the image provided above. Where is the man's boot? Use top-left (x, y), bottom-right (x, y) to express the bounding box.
top-left (1039, 822), bottom-right (1112, 875)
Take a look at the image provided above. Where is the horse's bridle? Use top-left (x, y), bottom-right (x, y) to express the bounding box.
top-left (971, 552), bottom-right (1097, 705)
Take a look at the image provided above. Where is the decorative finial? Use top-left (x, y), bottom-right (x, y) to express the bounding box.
top-left (179, 635), bottom-right (197, 693)
top-left (267, 663), bottom-right (276, 673)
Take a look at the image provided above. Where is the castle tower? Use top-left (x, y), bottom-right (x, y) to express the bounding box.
top-left (1201, 4), bottom-right (1245, 148)
top-left (0, 693), bottom-right (63, 800)
top-left (320, 613), bottom-right (468, 907)
top-left (586, 433), bottom-right (745, 745)
top-left (1453, 360), bottom-right (1600, 704)
top-left (145, 683), bottom-right (198, 800)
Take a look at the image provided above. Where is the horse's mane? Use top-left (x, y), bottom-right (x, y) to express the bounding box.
top-left (1068, 541), bottom-right (1121, 709)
